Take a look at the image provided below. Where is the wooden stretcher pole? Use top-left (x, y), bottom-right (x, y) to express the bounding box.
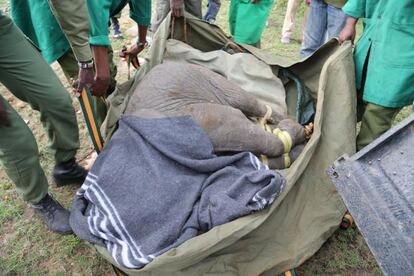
top-left (78, 87), bottom-right (104, 153)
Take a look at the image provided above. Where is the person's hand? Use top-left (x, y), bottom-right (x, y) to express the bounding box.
top-left (338, 17), bottom-right (358, 44)
top-left (72, 67), bottom-right (110, 97)
top-left (251, 0), bottom-right (260, 3)
top-left (120, 42), bottom-right (146, 62)
top-left (76, 66), bottom-right (94, 96)
top-left (88, 46), bottom-right (111, 97)
top-left (170, 0), bottom-right (184, 17)
top-left (91, 72), bottom-right (110, 97)
top-left (338, 25), bottom-right (356, 44)
top-left (0, 100), bottom-right (11, 127)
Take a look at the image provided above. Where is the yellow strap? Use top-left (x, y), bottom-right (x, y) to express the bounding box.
top-left (273, 128), bottom-right (293, 153)
top-left (81, 88), bottom-right (103, 152)
top-left (283, 153), bottom-right (291, 168)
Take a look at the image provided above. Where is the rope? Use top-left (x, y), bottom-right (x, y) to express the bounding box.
top-left (256, 105), bottom-right (292, 167)
top-left (255, 104), bottom-right (296, 168)
top-left (283, 153), bottom-right (291, 168)
top-left (272, 128), bottom-right (293, 154)
top-left (256, 105), bottom-right (272, 165)
top-left (256, 104), bottom-right (272, 130)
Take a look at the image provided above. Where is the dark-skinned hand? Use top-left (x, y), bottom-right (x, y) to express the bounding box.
top-left (75, 67), bottom-right (94, 96)
top-left (120, 43), bottom-right (146, 63)
top-left (72, 71), bottom-right (110, 98)
top-left (170, 0), bottom-right (185, 17)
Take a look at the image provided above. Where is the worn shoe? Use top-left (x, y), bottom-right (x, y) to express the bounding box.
top-left (53, 158), bottom-right (87, 187)
top-left (208, 18), bottom-right (216, 24)
top-left (113, 29), bottom-right (123, 39)
top-left (31, 194), bottom-right (73, 235)
top-left (111, 17), bottom-right (123, 39)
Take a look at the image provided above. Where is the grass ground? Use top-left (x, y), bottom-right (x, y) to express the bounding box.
top-left (0, 0), bottom-right (411, 275)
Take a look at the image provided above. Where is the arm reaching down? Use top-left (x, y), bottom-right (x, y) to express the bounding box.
top-left (48, 0), bottom-right (110, 94)
top-left (48, 0), bottom-right (92, 62)
top-left (338, 16), bottom-right (358, 44)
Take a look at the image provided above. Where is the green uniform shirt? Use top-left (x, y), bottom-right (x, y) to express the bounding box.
top-left (324, 0), bottom-right (347, 9)
top-left (11, 0), bottom-right (69, 64)
top-left (343, 0), bottom-right (414, 108)
top-left (86, 0), bottom-right (151, 46)
top-left (48, 0), bottom-right (93, 62)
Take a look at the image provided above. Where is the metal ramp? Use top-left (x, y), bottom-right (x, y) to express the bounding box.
top-left (328, 113), bottom-right (414, 276)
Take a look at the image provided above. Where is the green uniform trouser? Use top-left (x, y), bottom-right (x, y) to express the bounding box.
top-left (0, 14), bottom-right (79, 204)
top-left (229, 0), bottom-right (274, 45)
top-left (357, 103), bottom-right (401, 151)
top-left (57, 47), bottom-right (117, 127)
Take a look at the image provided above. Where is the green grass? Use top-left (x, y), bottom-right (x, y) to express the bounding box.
top-left (0, 0), bottom-right (411, 274)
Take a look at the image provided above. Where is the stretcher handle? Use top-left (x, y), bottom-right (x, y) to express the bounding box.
top-left (78, 87), bottom-right (104, 153)
top-left (171, 16), bottom-right (188, 43)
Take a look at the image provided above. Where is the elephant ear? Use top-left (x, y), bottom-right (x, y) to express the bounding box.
top-left (201, 66), bottom-right (286, 124)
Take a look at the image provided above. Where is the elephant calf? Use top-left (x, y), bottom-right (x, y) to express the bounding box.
top-left (126, 62), bottom-right (307, 169)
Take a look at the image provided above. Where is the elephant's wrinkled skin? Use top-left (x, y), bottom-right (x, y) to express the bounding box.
top-left (126, 62), bottom-right (306, 165)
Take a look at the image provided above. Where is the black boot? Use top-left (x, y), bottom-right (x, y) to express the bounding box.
top-left (30, 194), bottom-right (73, 235)
top-left (53, 158), bottom-right (87, 187)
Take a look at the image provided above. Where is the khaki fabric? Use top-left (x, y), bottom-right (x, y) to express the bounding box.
top-left (98, 13), bottom-right (357, 275)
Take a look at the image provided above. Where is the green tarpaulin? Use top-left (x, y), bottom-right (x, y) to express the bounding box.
top-left (98, 13), bottom-right (357, 275)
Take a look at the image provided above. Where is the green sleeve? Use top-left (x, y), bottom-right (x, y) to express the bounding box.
top-left (48, 0), bottom-right (93, 62)
top-left (342, 0), bottom-right (366, 18)
top-left (86, 0), bottom-right (112, 46)
top-left (129, 0), bottom-right (152, 26)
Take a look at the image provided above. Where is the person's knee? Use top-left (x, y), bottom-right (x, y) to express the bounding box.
top-left (48, 89), bottom-right (75, 113)
top-left (3, 130), bottom-right (39, 167)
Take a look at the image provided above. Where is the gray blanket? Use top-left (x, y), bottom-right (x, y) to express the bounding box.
top-left (70, 116), bottom-right (285, 268)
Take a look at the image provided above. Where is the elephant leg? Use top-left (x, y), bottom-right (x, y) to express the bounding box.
top-left (187, 103), bottom-right (288, 157)
top-left (267, 143), bottom-right (306, 170)
top-left (275, 119), bottom-right (306, 146)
